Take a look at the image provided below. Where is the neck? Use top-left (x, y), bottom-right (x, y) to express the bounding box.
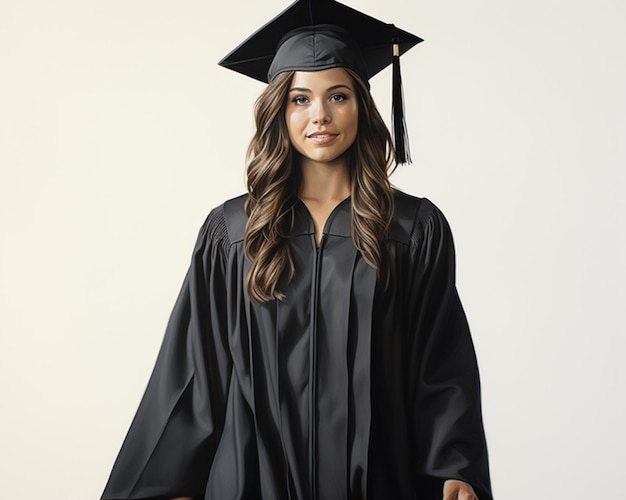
top-left (298, 156), bottom-right (351, 203)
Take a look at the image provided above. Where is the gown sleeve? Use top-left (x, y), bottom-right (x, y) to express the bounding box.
top-left (407, 200), bottom-right (493, 500)
top-left (101, 207), bottom-right (233, 500)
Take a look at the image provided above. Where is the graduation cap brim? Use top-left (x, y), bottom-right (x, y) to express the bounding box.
top-left (218, 0), bottom-right (422, 83)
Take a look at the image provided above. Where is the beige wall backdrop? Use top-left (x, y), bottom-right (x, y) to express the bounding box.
top-left (1, 0), bottom-right (625, 498)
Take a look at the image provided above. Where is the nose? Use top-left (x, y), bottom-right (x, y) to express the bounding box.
top-left (311, 99), bottom-right (331, 125)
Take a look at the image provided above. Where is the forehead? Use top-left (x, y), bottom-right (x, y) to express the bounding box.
top-left (289, 67), bottom-right (354, 89)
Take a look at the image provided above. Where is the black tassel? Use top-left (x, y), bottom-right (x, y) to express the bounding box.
top-left (392, 38), bottom-right (412, 165)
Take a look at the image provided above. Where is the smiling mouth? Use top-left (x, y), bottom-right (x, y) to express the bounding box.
top-left (307, 133), bottom-right (338, 145)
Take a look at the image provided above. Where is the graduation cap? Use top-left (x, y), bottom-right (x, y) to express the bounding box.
top-left (218, 0), bottom-right (423, 164)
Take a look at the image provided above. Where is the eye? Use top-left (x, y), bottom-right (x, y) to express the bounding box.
top-left (329, 93), bottom-right (348, 102)
top-left (291, 95), bottom-right (310, 105)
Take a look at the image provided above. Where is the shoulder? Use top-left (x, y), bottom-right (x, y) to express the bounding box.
top-left (389, 189), bottom-right (451, 248)
top-left (201, 194), bottom-right (248, 247)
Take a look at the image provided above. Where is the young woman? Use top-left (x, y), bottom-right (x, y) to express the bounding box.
top-left (101, 4), bottom-right (492, 500)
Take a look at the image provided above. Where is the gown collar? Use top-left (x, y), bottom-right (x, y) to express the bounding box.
top-left (293, 196), bottom-right (352, 238)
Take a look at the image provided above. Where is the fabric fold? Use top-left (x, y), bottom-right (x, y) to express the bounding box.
top-left (348, 252), bottom-right (377, 499)
top-left (316, 235), bottom-right (357, 497)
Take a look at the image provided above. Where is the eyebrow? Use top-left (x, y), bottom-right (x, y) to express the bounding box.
top-left (288, 84), bottom-right (353, 93)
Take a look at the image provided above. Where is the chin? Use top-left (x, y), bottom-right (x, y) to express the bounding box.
top-left (304, 148), bottom-right (351, 165)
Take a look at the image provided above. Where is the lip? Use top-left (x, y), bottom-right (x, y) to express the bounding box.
top-left (307, 132), bottom-right (339, 145)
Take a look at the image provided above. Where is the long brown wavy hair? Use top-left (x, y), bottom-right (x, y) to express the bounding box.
top-left (244, 68), bottom-right (395, 303)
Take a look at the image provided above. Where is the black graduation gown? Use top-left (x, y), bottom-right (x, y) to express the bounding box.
top-left (101, 190), bottom-right (492, 500)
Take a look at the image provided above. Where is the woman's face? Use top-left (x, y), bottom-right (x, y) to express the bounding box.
top-left (285, 67), bottom-right (359, 167)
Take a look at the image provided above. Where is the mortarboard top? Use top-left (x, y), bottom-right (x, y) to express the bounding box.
top-left (218, 0), bottom-right (422, 164)
top-left (219, 0), bottom-right (422, 83)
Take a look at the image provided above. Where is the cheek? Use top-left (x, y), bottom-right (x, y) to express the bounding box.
top-left (286, 108), bottom-right (306, 138)
top-left (344, 105), bottom-right (359, 138)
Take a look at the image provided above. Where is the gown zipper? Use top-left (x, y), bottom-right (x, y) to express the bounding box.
top-left (299, 198), bottom-right (347, 499)
top-left (309, 234), bottom-right (325, 500)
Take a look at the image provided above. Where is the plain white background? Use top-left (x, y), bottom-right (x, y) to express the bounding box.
top-left (1, 0), bottom-right (624, 498)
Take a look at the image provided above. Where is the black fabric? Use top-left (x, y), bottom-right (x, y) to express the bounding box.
top-left (218, 0), bottom-right (422, 84)
top-left (268, 25), bottom-right (370, 86)
top-left (101, 190), bottom-right (493, 500)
